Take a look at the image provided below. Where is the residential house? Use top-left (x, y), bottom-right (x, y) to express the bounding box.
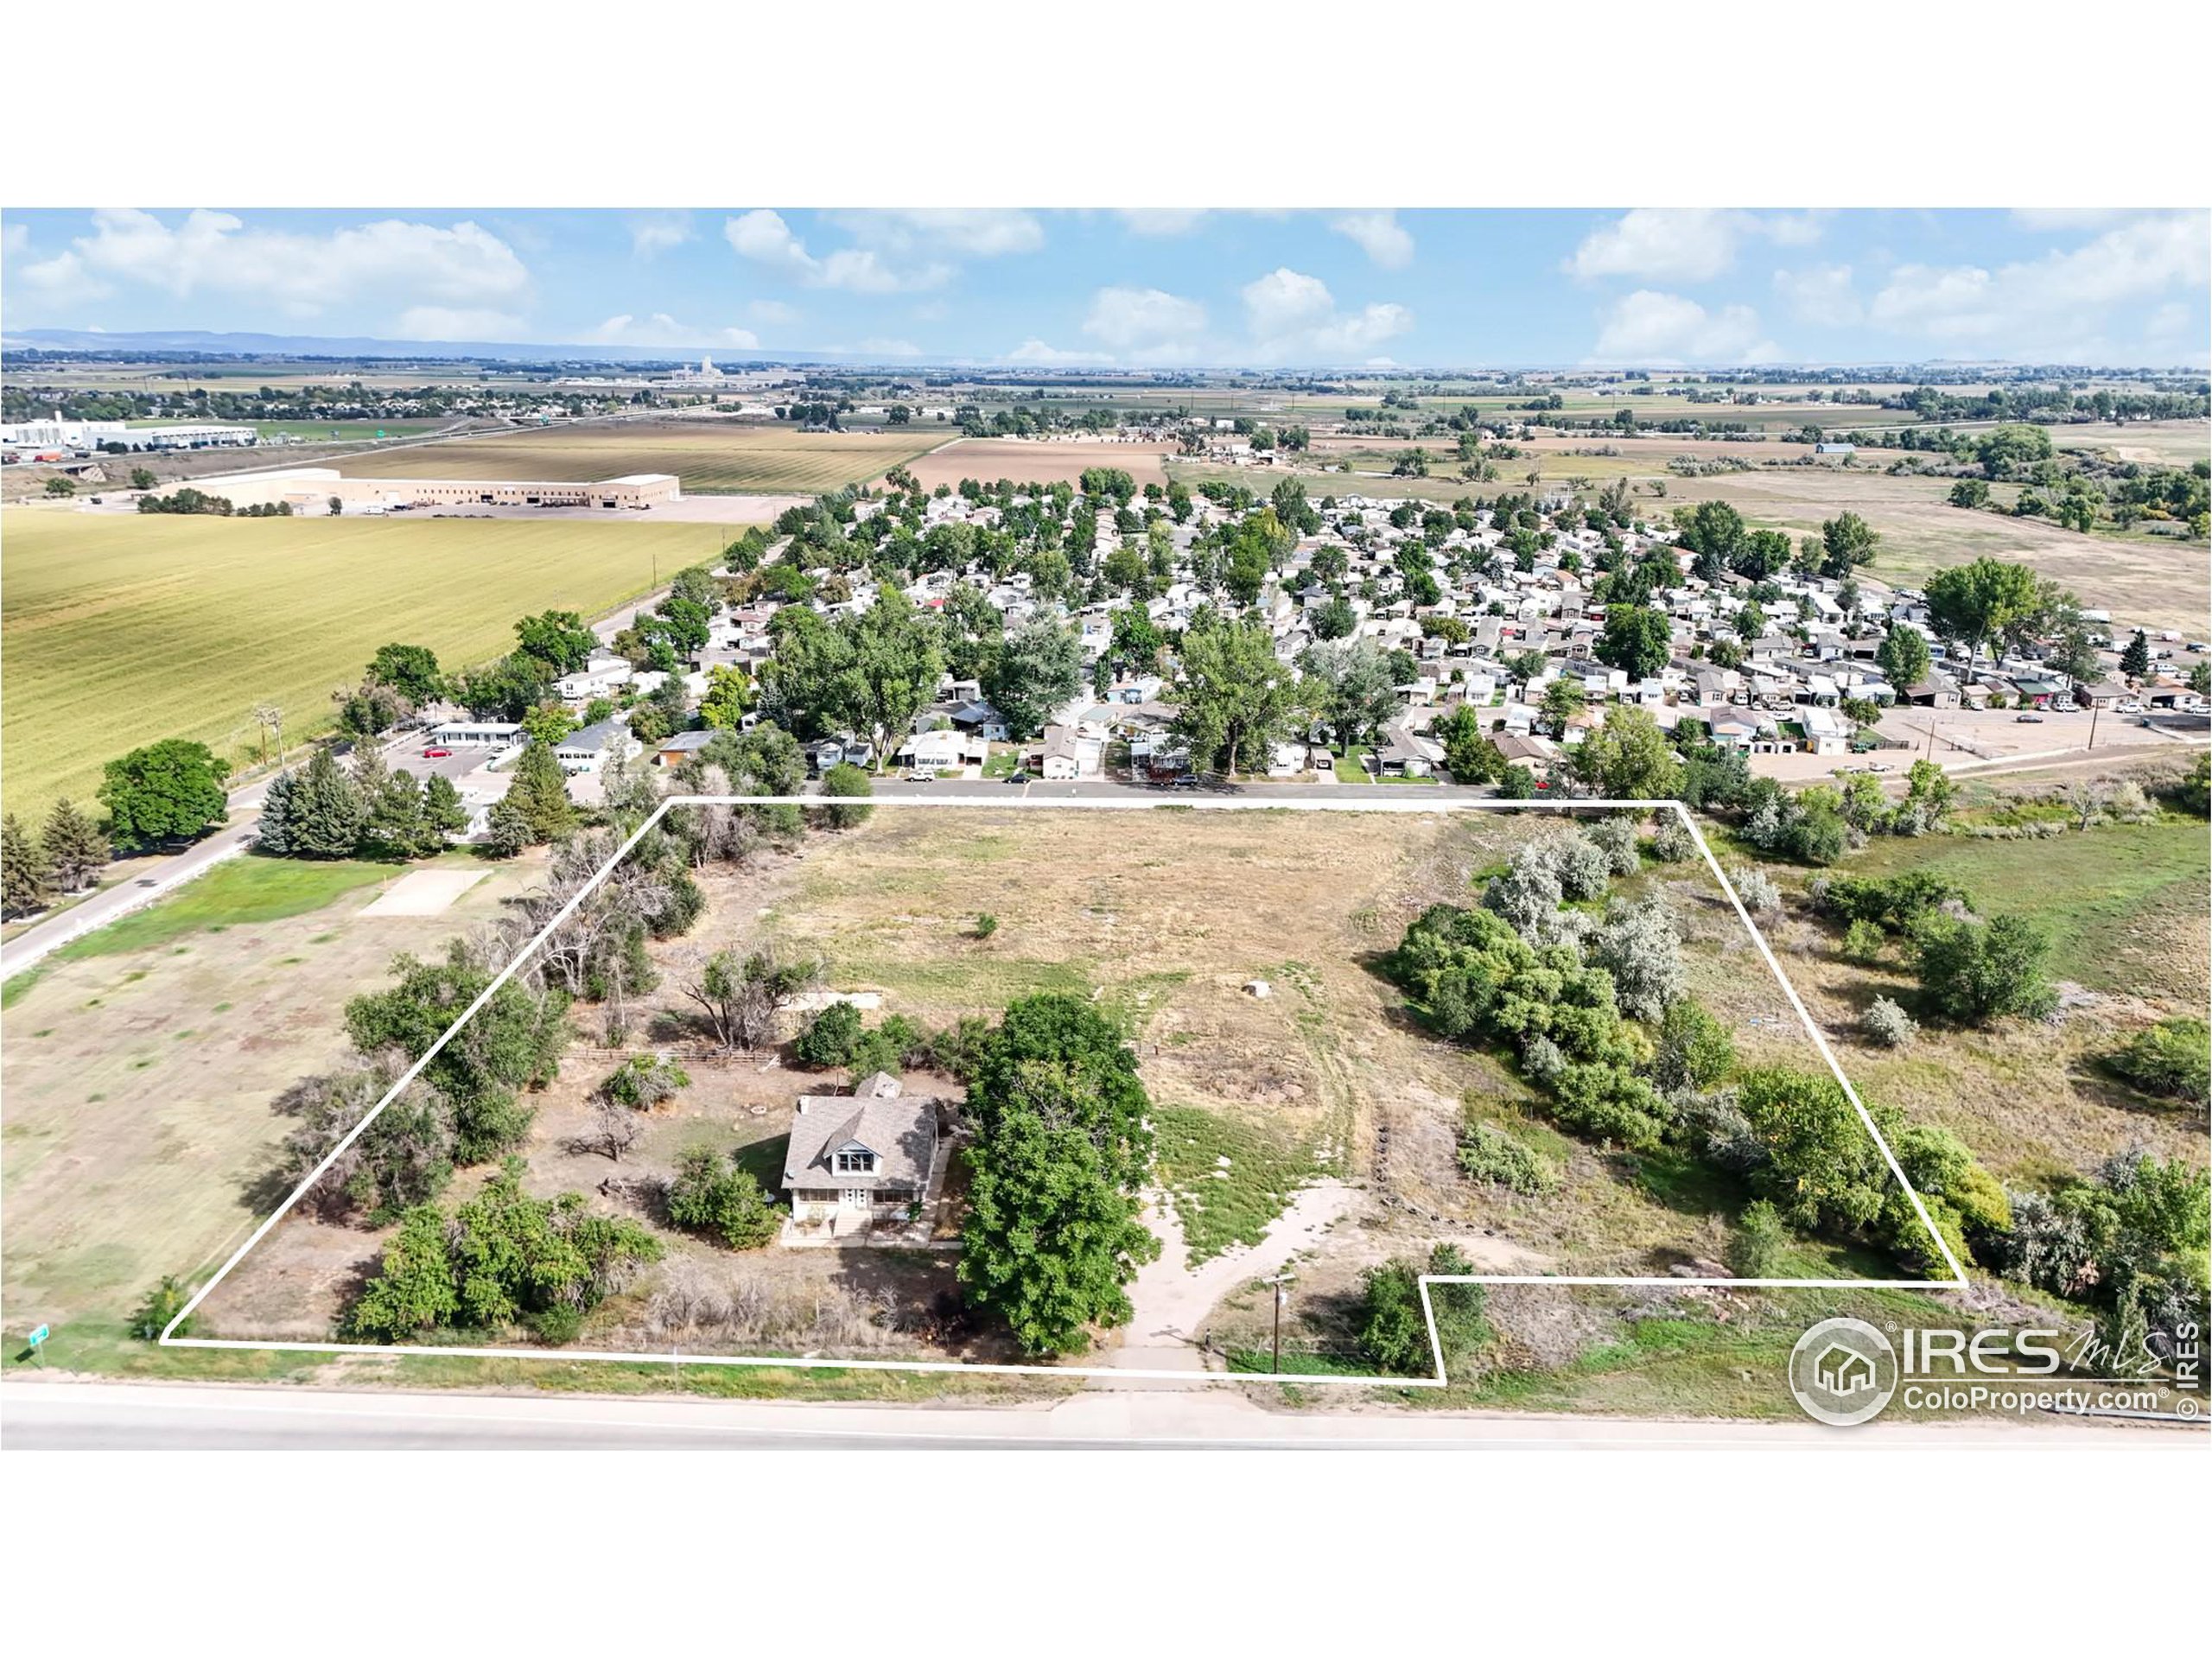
top-left (781, 1072), bottom-right (942, 1237)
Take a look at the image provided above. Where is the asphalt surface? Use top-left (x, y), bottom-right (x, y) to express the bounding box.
top-left (4, 1382), bottom-right (2180, 1451)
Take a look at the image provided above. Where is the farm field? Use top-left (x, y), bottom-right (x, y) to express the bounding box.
top-left (899, 437), bottom-right (1173, 491)
top-left (0, 507), bottom-right (730, 817)
top-left (337, 418), bottom-right (951, 495)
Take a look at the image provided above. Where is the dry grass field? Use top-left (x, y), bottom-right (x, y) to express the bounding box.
top-left (899, 438), bottom-right (1173, 491)
top-left (0, 507), bottom-right (727, 818)
top-left (0, 850), bottom-right (545, 1334)
top-left (337, 418), bottom-right (950, 495)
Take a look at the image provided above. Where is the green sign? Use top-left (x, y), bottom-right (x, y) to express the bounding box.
top-left (27, 1324), bottom-right (48, 1347)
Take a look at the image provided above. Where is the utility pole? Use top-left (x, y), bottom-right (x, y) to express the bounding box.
top-left (2087, 699), bottom-right (2100, 753)
top-left (1263, 1273), bottom-right (1294, 1374)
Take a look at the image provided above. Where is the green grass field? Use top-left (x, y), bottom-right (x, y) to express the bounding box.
top-left (338, 420), bottom-right (950, 494)
top-left (1, 509), bottom-right (736, 817)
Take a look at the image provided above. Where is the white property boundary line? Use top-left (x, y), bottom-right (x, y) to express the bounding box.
top-left (162, 795), bottom-right (1971, 1389)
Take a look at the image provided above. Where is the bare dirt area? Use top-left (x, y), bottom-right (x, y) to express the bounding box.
top-left (899, 438), bottom-right (1173, 492)
top-left (0, 853), bottom-right (543, 1331)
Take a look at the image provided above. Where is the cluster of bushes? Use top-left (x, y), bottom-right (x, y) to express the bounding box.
top-left (345, 1159), bottom-right (663, 1344)
top-left (791, 1000), bottom-right (992, 1082)
top-left (1456, 1118), bottom-right (1560, 1196)
top-left (1357, 1243), bottom-right (1489, 1378)
top-left (136, 486), bottom-right (239, 514)
top-left (1815, 871), bottom-right (2055, 1027)
top-left (1995, 1151), bottom-right (2209, 1369)
top-left (664, 1145), bottom-right (781, 1249)
top-left (2105, 1016), bottom-right (2209, 1105)
top-left (1732, 762), bottom-right (1956, 867)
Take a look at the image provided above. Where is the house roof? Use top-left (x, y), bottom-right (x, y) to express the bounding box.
top-left (784, 1073), bottom-right (938, 1191)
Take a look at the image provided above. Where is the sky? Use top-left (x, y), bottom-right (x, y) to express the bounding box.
top-left (3, 207), bottom-right (2206, 369)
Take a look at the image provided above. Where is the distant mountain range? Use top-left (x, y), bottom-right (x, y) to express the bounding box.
top-left (0, 327), bottom-right (815, 366)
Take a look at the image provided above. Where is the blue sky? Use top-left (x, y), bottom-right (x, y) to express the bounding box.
top-left (3, 207), bottom-right (2205, 368)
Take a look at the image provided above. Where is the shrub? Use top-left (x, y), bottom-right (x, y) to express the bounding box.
top-left (1588, 894), bottom-right (1684, 1021)
top-left (1653, 1000), bottom-right (1735, 1093)
top-left (1815, 870), bottom-right (1969, 934)
top-left (793, 1001), bottom-right (862, 1067)
top-left (600, 1052), bottom-right (690, 1110)
top-left (1458, 1121), bottom-right (1560, 1196)
top-left (817, 762), bottom-right (874, 829)
top-left (1358, 1243), bottom-right (1489, 1377)
top-left (1863, 996), bottom-right (1918, 1048)
top-left (1649, 812), bottom-right (1696, 863)
top-left (664, 1145), bottom-right (782, 1249)
top-left (974, 912), bottom-right (1000, 939)
top-left (130, 1274), bottom-right (196, 1340)
top-left (2107, 1016), bottom-right (2210, 1103)
top-left (1585, 816), bottom-right (1642, 877)
top-left (1554, 834), bottom-right (1614, 902)
top-left (1726, 1199), bottom-right (1788, 1279)
top-left (1728, 864), bottom-right (1782, 915)
top-left (1912, 912), bottom-right (2056, 1025)
top-left (1841, 918), bottom-right (1888, 963)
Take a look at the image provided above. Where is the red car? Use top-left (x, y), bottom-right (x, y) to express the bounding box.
top-left (421, 747), bottom-right (454, 759)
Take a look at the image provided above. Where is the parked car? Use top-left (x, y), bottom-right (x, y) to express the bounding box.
top-left (901, 769), bottom-right (934, 783)
top-left (2014, 713), bottom-right (2044, 723)
top-left (421, 747), bottom-right (454, 758)
top-left (1005, 769), bottom-right (1032, 785)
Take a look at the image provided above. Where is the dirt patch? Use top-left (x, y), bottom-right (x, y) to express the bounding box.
top-left (900, 438), bottom-right (1173, 492)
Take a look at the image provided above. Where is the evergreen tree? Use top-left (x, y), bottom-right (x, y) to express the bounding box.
top-left (40, 796), bottom-right (111, 893)
top-left (255, 771), bottom-right (296, 855)
top-left (2, 812), bottom-right (55, 918)
top-left (287, 747), bottom-right (368, 858)
top-left (489, 741), bottom-right (575, 853)
top-left (365, 768), bottom-right (427, 860)
top-left (2120, 630), bottom-right (2152, 678)
top-left (421, 774), bottom-right (468, 849)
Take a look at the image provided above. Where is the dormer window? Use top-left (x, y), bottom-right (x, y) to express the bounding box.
top-left (834, 1147), bottom-right (875, 1174)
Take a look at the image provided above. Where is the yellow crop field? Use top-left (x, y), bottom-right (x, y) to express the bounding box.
top-left (337, 419), bottom-right (953, 494)
top-left (0, 508), bottom-right (734, 817)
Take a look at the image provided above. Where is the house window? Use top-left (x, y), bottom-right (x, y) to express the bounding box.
top-left (835, 1149), bottom-right (874, 1173)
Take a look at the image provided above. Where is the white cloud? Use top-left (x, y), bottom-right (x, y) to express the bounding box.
top-left (1242, 267), bottom-right (1413, 362)
top-left (1567, 209), bottom-right (1825, 283)
top-left (587, 313), bottom-right (759, 350)
top-left (851, 337), bottom-right (922, 357)
top-left (1330, 210), bottom-right (1414, 269)
top-left (1082, 285), bottom-right (1210, 359)
top-left (396, 306), bottom-right (526, 341)
top-left (1869, 213), bottom-right (2209, 351)
top-left (725, 210), bottom-right (950, 292)
top-left (1773, 264), bottom-right (1861, 327)
top-left (836, 209), bottom-right (1044, 257)
top-left (2, 222), bottom-right (27, 257)
top-left (2010, 209), bottom-right (2131, 232)
top-left (627, 213), bottom-right (694, 257)
top-left (747, 298), bottom-right (801, 327)
top-left (29, 208), bottom-right (529, 319)
top-left (1116, 209), bottom-right (1210, 236)
top-left (1589, 289), bottom-right (1779, 365)
top-left (1006, 338), bottom-right (1113, 365)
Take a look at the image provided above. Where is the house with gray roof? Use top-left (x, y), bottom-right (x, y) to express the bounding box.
top-left (781, 1071), bottom-right (942, 1237)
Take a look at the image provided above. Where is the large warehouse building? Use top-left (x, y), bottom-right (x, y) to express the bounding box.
top-left (162, 467), bottom-right (683, 512)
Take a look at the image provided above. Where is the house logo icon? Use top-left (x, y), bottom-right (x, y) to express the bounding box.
top-left (1788, 1318), bottom-right (1898, 1427)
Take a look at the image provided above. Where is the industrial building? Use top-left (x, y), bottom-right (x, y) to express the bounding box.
top-left (165, 467), bottom-right (683, 512)
top-left (0, 412), bottom-right (257, 452)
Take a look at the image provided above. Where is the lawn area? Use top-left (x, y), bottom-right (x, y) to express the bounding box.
top-left (1, 508), bottom-right (725, 817)
top-left (46, 853), bottom-right (450, 963)
top-left (339, 420), bottom-right (949, 495)
top-left (1843, 817), bottom-right (2209, 999)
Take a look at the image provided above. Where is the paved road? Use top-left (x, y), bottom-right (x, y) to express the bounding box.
top-left (4, 1380), bottom-right (2179, 1450)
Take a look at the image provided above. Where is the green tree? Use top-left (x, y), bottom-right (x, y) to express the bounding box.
top-left (1727, 1199), bottom-right (1789, 1279)
top-left (700, 664), bottom-right (755, 730)
top-left (982, 616), bottom-right (1083, 740)
top-left (838, 591), bottom-right (945, 769)
top-left (1923, 558), bottom-right (2043, 672)
top-left (513, 609), bottom-right (597, 674)
top-left (1594, 605), bottom-right (1673, 682)
top-left (276, 747), bottom-right (367, 858)
top-left (1567, 707), bottom-right (1682, 800)
top-left (1300, 639), bottom-right (1399, 753)
top-left (1, 813), bottom-right (54, 918)
top-left (1817, 511), bottom-right (1879, 579)
top-left (1170, 610), bottom-right (1305, 777)
top-left (794, 1001), bottom-right (864, 1067)
top-left (420, 774), bottom-right (468, 849)
top-left (1358, 1243), bottom-right (1488, 1377)
top-left (2120, 630), bottom-right (2152, 678)
top-left (487, 741), bottom-right (575, 854)
top-left (1433, 703), bottom-right (1504, 784)
top-left (342, 1206), bottom-right (460, 1339)
top-left (98, 738), bottom-right (231, 850)
top-left (368, 643), bottom-right (444, 703)
top-left (958, 995), bottom-right (1160, 1356)
top-left (1539, 677), bottom-right (1587, 735)
top-left (1875, 624), bottom-right (1931, 690)
top-left (40, 796), bottom-right (111, 893)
